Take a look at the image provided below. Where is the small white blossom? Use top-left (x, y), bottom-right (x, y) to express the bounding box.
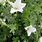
top-left (8, 0), bottom-right (26, 13)
top-left (0, 0), bottom-right (6, 5)
top-left (38, 37), bottom-right (42, 42)
top-left (25, 25), bottom-right (36, 36)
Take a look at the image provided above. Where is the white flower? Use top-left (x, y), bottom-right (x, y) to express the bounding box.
top-left (0, 0), bottom-right (6, 5)
top-left (38, 37), bottom-right (42, 42)
top-left (8, 0), bottom-right (26, 13)
top-left (25, 25), bottom-right (36, 36)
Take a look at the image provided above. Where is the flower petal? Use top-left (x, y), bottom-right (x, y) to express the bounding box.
top-left (10, 8), bottom-right (17, 13)
top-left (27, 31), bottom-right (31, 36)
top-left (32, 27), bottom-right (36, 33)
top-left (18, 9), bottom-right (23, 13)
top-left (16, 0), bottom-right (21, 3)
top-left (20, 3), bottom-right (26, 9)
top-left (25, 25), bottom-right (36, 36)
top-left (25, 26), bottom-right (28, 30)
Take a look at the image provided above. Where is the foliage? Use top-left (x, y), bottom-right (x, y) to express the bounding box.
top-left (0, 0), bottom-right (42, 42)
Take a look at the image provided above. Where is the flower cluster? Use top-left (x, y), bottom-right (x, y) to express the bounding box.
top-left (0, 0), bottom-right (42, 42)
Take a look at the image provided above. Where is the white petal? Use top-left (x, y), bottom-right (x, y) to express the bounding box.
top-left (29, 27), bottom-right (36, 33)
top-left (21, 3), bottom-right (26, 9)
top-left (27, 25), bottom-right (36, 33)
top-left (32, 27), bottom-right (36, 33)
top-left (8, 1), bottom-right (18, 8)
top-left (18, 3), bottom-right (26, 10)
top-left (25, 25), bottom-right (36, 36)
top-left (38, 37), bottom-right (42, 42)
top-left (27, 31), bottom-right (31, 36)
top-left (16, 0), bottom-right (21, 3)
top-left (25, 26), bottom-right (29, 30)
top-left (10, 8), bottom-right (17, 13)
top-left (18, 9), bottom-right (23, 13)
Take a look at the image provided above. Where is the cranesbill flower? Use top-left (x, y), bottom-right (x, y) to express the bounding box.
top-left (8, 0), bottom-right (26, 13)
top-left (25, 25), bottom-right (36, 36)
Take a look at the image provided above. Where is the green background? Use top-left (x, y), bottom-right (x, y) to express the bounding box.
top-left (0, 0), bottom-right (42, 42)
